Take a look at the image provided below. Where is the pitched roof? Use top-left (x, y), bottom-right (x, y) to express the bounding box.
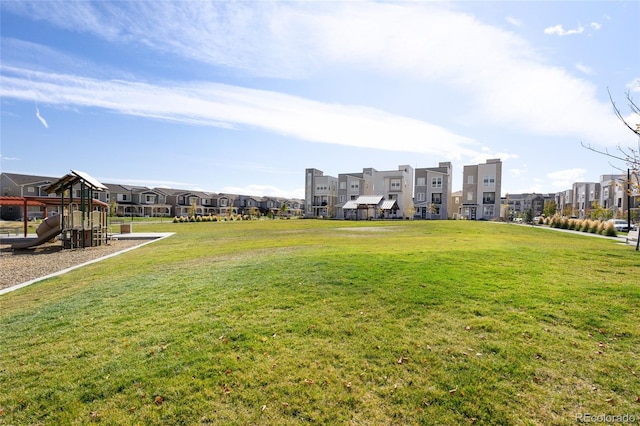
top-left (2, 172), bottom-right (57, 186)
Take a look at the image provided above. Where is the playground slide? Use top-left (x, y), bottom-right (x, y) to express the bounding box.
top-left (11, 214), bottom-right (62, 249)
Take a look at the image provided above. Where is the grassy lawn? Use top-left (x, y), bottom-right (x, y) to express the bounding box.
top-left (1, 220), bottom-right (638, 424)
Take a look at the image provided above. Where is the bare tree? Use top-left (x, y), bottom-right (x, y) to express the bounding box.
top-left (582, 88), bottom-right (640, 249)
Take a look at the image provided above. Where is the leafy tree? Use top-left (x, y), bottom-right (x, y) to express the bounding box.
top-left (189, 199), bottom-right (197, 218)
top-left (543, 200), bottom-right (557, 218)
top-left (523, 208), bottom-right (534, 224)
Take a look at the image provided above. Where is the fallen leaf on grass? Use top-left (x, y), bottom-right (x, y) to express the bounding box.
top-left (223, 385), bottom-right (232, 394)
top-left (606, 397), bottom-right (615, 406)
top-left (398, 356), bottom-right (409, 364)
top-left (128, 407), bottom-right (137, 413)
top-left (261, 405), bottom-right (267, 412)
top-left (90, 411), bottom-right (99, 419)
top-left (449, 388), bottom-right (457, 395)
top-left (0, 409), bottom-right (5, 416)
top-left (154, 396), bottom-right (164, 405)
top-left (304, 379), bottom-right (314, 385)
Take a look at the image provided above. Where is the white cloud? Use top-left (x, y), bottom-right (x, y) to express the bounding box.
top-left (544, 24), bottom-right (585, 36)
top-left (0, 66), bottom-right (480, 159)
top-left (590, 22), bottom-right (602, 30)
top-left (1, 2), bottom-right (632, 148)
top-left (506, 16), bottom-right (522, 27)
top-left (35, 104), bottom-right (48, 128)
top-left (547, 168), bottom-right (587, 189)
top-left (575, 63), bottom-right (593, 75)
top-left (222, 184), bottom-right (304, 199)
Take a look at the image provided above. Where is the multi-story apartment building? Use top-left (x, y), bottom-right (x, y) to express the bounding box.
top-left (571, 182), bottom-right (600, 218)
top-left (414, 162), bottom-right (452, 219)
top-left (333, 165), bottom-right (414, 220)
top-left (460, 159), bottom-right (502, 220)
top-left (503, 193), bottom-right (555, 219)
top-left (305, 168), bottom-right (338, 218)
top-left (555, 189), bottom-right (574, 217)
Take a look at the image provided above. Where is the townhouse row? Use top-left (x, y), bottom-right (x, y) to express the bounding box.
top-left (305, 159), bottom-right (503, 220)
top-left (0, 172), bottom-right (305, 221)
top-left (500, 173), bottom-right (640, 220)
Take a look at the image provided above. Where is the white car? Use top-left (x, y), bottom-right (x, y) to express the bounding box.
top-left (607, 219), bottom-right (636, 232)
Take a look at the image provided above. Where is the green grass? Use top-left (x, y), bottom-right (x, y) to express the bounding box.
top-left (1, 220), bottom-right (638, 425)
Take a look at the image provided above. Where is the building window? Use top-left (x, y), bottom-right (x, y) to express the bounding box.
top-left (468, 176), bottom-right (474, 185)
top-left (416, 192), bottom-right (425, 202)
top-left (350, 182), bottom-right (359, 191)
top-left (339, 195), bottom-right (346, 202)
top-left (483, 206), bottom-right (495, 217)
top-left (27, 186), bottom-right (35, 193)
top-left (483, 192), bottom-right (495, 204)
top-left (340, 182), bottom-right (346, 189)
top-left (432, 193), bottom-right (442, 204)
top-left (467, 191), bottom-right (473, 201)
top-left (390, 179), bottom-right (401, 191)
top-left (220, 199), bottom-right (227, 207)
top-left (432, 177), bottom-right (442, 188)
top-left (483, 176), bottom-right (495, 186)
top-left (417, 177), bottom-right (425, 186)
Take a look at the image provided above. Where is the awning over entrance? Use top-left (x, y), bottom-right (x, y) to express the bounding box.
top-left (342, 195), bottom-right (384, 209)
top-left (380, 200), bottom-right (398, 210)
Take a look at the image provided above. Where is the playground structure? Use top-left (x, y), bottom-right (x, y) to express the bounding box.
top-left (6, 170), bottom-right (109, 250)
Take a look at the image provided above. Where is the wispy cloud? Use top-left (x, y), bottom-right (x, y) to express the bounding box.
top-left (0, 66), bottom-right (479, 159)
top-left (0, 154), bottom-right (21, 161)
top-left (547, 168), bottom-right (587, 189)
top-left (590, 22), bottom-right (602, 30)
top-left (544, 24), bottom-right (585, 36)
top-left (221, 184), bottom-right (304, 199)
top-left (1, 2), bottom-right (631, 147)
top-left (575, 63), bottom-right (593, 75)
top-left (35, 103), bottom-right (48, 128)
top-left (506, 16), bottom-right (522, 27)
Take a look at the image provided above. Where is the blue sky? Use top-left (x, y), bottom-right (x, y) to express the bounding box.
top-left (1, 1), bottom-right (638, 199)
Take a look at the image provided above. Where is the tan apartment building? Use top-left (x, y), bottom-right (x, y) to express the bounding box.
top-left (460, 159), bottom-right (502, 220)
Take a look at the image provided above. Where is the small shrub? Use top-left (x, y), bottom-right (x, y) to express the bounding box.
top-left (196, 215), bottom-right (202, 222)
top-left (560, 217), bottom-right (569, 229)
top-left (173, 216), bottom-right (180, 223)
top-left (602, 222), bottom-right (617, 237)
top-left (580, 219), bottom-right (592, 233)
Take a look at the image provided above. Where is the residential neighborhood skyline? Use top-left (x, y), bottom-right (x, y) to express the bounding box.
top-left (1, 1), bottom-right (638, 200)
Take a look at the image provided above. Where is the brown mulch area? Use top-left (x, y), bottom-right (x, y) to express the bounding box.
top-left (0, 239), bottom-right (152, 290)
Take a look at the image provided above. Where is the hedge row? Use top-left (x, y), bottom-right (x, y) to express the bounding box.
top-left (172, 214), bottom-right (252, 223)
top-left (545, 215), bottom-right (617, 237)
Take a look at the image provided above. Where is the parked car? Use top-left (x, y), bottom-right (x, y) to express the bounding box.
top-left (607, 219), bottom-right (636, 232)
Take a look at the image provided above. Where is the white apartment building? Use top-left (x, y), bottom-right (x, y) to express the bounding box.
top-left (461, 159), bottom-right (502, 220)
top-left (305, 168), bottom-right (338, 218)
top-left (335, 165), bottom-right (414, 220)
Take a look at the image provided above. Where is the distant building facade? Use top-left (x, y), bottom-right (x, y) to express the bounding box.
top-left (460, 159), bottom-right (502, 220)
